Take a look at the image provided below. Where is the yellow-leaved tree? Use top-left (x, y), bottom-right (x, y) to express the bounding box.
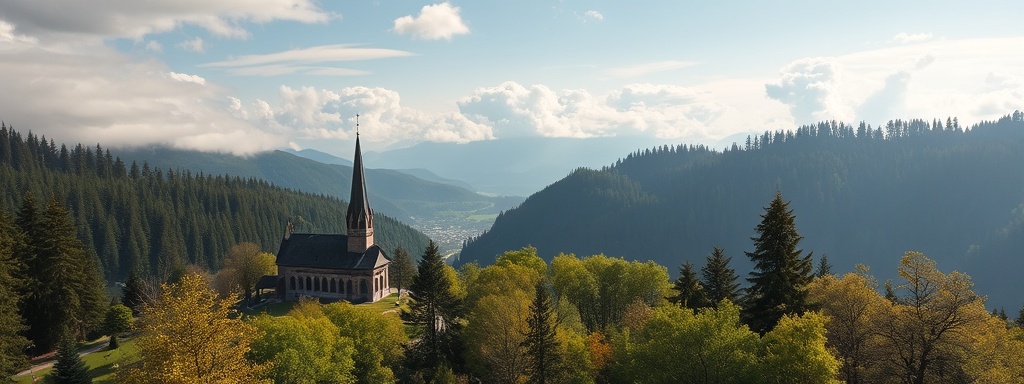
top-left (118, 273), bottom-right (270, 384)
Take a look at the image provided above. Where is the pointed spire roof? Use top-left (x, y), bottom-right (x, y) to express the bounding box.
top-left (346, 118), bottom-right (373, 234)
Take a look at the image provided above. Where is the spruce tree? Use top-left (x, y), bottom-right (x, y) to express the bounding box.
top-left (121, 269), bottom-right (148, 314)
top-left (523, 280), bottom-right (563, 384)
top-left (40, 199), bottom-right (107, 341)
top-left (14, 193), bottom-right (49, 353)
top-left (402, 240), bottom-right (464, 376)
top-left (701, 246), bottom-right (741, 307)
top-left (815, 254), bottom-right (833, 278)
top-left (670, 262), bottom-right (708, 310)
top-left (0, 210), bottom-right (30, 377)
top-left (1016, 305), bottom-right (1024, 329)
top-left (390, 246), bottom-right (416, 296)
top-left (48, 335), bottom-right (92, 384)
top-left (743, 192), bottom-right (813, 333)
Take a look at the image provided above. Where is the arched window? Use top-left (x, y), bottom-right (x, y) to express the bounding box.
top-left (290, 276), bottom-right (296, 290)
top-left (361, 279), bottom-right (368, 294)
top-left (322, 277), bottom-right (328, 293)
top-left (330, 278), bottom-right (337, 293)
top-left (347, 280), bottom-right (353, 294)
top-left (306, 277), bottom-right (312, 291)
top-left (314, 277), bottom-right (321, 292)
top-left (298, 276), bottom-right (303, 290)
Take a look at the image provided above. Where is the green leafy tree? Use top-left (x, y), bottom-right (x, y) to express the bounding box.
top-left (609, 301), bottom-right (760, 384)
top-left (389, 246), bottom-right (416, 295)
top-left (248, 304), bottom-right (357, 384)
top-left (759, 311), bottom-right (841, 384)
top-left (47, 335), bottom-right (92, 384)
top-left (103, 304), bottom-right (133, 349)
top-left (807, 272), bottom-right (886, 384)
top-left (323, 301), bottom-right (408, 384)
top-left (464, 291), bottom-right (532, 384)
top-left (495, 246), bottom-right (548, 277)
top-left (402, 240), bottom-right (465, 378)
top-left (743, 192), bottom-right (813, 333)
top-left (550, 253), bottom-right (670, 331)
top-left (670, 262), bottom-right (708, 309)
top-left (0, 210), bottom-right (30, 377)
top-left (523, 280), bottom-right (563, 384)
top-left (701, 247), bottom-right (741, 308)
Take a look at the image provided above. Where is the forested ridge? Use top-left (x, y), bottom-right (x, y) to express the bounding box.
top-left (461, 111), bottom-right (1024, 310)
top-left (0, 122), bottom-right (430, 282)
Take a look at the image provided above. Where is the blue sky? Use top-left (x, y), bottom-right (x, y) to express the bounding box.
top-left (1, 1), bottom-right (1023, 156)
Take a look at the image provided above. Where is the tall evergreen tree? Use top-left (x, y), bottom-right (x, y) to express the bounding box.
top-left (390, 246), bottom-right (416, 296)
top-left (48, 335), bottom-right (92, 384)
top-left (402, 240), bottom-right (464, 377)
top-left (701, 246), bottom-right (741, 307)
top-left (670, 262), bottom-right (708, 310)
top-left (0, 210), bottom-right (30, 377)
top-left (121, 269), bottom-right (149, 314)
top-left (40, 199), bottom-right (107, 341)
top-left (522, 280), bottom-right (563, 384)
top-left (815, 254), bottom-right (833, 278)
top-left (742, 192), bottom-right (813, 333)
top-left (14, 193), bottom-right (49, 353)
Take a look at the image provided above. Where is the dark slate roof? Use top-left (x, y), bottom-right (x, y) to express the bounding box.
top-left (255, 275), bottom-right (279, 290)
top-left (346, 136), bottom-right (373, 231)
top-left (276, 233), bottom-right (390, 270)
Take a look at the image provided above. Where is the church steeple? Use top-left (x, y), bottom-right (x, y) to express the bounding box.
top-left (347, 115), bottom-right (374, 253)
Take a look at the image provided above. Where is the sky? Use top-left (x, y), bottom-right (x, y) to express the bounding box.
top-left (1, 1), bottom-right (1023, 157)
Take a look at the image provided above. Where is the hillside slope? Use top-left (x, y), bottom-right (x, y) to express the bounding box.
top-left (460, 113), bottom-right (1024, 310)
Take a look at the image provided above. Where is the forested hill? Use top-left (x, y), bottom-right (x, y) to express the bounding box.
top-left (0, 123), bottom-right (430, 282)
top-left (461, 112), bottom-right (1024, 310)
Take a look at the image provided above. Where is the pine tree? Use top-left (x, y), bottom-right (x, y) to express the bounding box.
top-left (48, 335), bottom-right (92, 384)
top-left (390, 246), bottom-right (416, 296)
top-left (402, 240), bottom-right (464, 376)
top-left (40, 199), bottom-right (107, 341)
top-left (1016, 305), bottom-right (1024, 329)
top-left (743, 192), bottom-right (813, 333)
top-left (815, 254), bottom-right (833, 278)
top-left (670, 262), bottom-right (708, 309)
top-left (884, 280), bottom-right (898, 303)
top-left (701, 246), bottom-right (741, 307)
top-left (522, 280), bottom-right (563, 384)
top-left (0, 210), bottom-right (30, 377)
top-left (121, 269), bottom-right (148, 314)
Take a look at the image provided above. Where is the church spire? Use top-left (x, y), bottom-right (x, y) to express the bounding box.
top-left (347, 114), bottom-right (374, 253)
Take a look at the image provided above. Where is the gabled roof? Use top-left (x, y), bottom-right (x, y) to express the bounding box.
top-left (276, 233), bottom-right (390, 270)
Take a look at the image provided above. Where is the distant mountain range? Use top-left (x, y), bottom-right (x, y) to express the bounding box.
top-left (460, 113), bottom-right (1024, 311)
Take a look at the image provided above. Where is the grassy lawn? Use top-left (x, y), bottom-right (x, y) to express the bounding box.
top-left (243, 292), bottom-right (406, 318)
top-left (12, 337), bottom-right (139, 384)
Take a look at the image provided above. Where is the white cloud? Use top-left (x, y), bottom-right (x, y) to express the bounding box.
top-left (144, 40), bottom-right (162, 52)
top-left (201, 44), bottom-right (411, 76)
top-left (0, 44), bottom-right (281, 155)
top-left (393, 2), bottom-right (470, 40)
top-left (167, 71), bottom-right (207, 85)
top-left (891, 32), bottom-right (933, 44)
top-left (584, 10), bottom-right (604, 22)
top-left (605, 60), bottom-right (697, 78)
top-left (765, 57), bottom-right (854, 125)
top-left (177, 37), bottom-right (204, 53)
top-left (456, 81), bottom-right (725, 140)
top-left (0, 0), bottom-right (331, 42)
top-left (0, 20), bottom-right (37, 45)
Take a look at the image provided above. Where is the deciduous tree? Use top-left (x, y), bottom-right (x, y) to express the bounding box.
top-left (221, 242), bottom-right (276, 306)
top-left (118, 273), bottom-right (269, 383)
top-left (249, 304), bottom-right (357, 384)
top-left (323, 301), bottom-right (408, 384)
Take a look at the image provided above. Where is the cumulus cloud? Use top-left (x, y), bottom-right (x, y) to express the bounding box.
top-left (456, 81), bottom-right (722, 140)
top-left (891, 32), bottom-right (933, 44)
top-left (765, 58), bottom-right (853, 125)
top-left (177, 37), bottom-right (204, 52)
top-left (393, 2), bottom-right (470, 40)
top-left (605, 60), bottom-right (697, 78)
top-left (201, 44), bottom-right (411, 76)
top-left (0, 0), bottom-right (331, 42)
top-left (167, 71), bottom-right (207, 85)
top-left (584, 10), bottom-right (604, 22)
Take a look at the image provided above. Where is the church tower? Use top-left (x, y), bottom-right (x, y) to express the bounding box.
top-left (346, 123), bottom-right (374, 253)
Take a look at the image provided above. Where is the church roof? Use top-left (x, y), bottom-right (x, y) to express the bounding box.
top-left (276, 233), bottom-right (390, 270)
top-left (346, 135), bottom-right (373, 232)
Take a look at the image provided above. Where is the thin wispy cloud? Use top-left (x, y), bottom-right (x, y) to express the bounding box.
top-left (393, 2), bottom-right (470, 40)
top-left (201, 44), bottom-right (412, 76)
top-left (605, 60), bottom-right (697, 78)
top-left (177, 37), bottom-right (205, 53)
top-left (584, 10), bottom-right (604, 22)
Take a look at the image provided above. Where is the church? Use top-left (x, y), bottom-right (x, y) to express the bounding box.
top-left (273, 133), bottom-right (391, 303)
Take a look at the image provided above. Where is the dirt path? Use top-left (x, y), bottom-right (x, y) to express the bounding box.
top-left (14, 339), bottom-right (110, 379)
